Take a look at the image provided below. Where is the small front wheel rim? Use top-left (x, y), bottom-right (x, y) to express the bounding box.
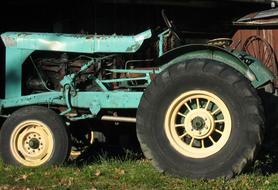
top-left (10, 120), bottom-right (54, 166)
top-left (165, 90), bottom-right (232, 158)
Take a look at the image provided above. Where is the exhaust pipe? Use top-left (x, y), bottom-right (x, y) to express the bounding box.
top-left (101, 115), bottom-right (136, 123)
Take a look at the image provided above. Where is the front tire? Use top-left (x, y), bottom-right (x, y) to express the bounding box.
top-left (0, 106), bottom-right (70, 167)
top-left (136, 59), bottom-right (264, 178)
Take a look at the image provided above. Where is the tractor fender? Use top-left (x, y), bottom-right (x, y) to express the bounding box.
top-left (156, 44), bottom-right (275, 88)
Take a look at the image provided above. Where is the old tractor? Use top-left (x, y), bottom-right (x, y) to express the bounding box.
top-left (0, 10), bottom-right (275, 179)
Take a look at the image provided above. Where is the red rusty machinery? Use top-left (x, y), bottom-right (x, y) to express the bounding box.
top-left (231, 8), bottom-right (278, 87)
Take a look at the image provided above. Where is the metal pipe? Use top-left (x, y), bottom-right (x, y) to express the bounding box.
top-left (101, 115), bottom-right (136, 123)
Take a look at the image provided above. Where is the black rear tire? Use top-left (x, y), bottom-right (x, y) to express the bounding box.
top-left (0, 106), bottom-right (70, 167)
top-left (136, 58), bottom-right (264, 178)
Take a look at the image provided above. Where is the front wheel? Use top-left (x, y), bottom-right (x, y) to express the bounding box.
top-left (0, 106), bottom-right (70, 167)
top-left (136, 59), bottom-right (264, 178)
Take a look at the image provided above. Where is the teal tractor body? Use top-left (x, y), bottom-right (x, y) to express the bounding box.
top-left (0, 11), bottom-right (274, 178)
top-left (0, 31), bottom-right (273, 115)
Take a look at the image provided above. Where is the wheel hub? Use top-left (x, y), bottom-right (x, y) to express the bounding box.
top-left (22, 131), bottom-right (45, 156)
top-left (28, 138), bottom-right (40, 149)
top-left (191, 117), bottom-right (205, 130)
top-left (184, 109), bottom-right (215, 139)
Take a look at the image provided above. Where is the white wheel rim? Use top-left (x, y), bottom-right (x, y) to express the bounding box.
top-left (10, 120), bottom-right (54, 166)
top-left (165, 90), bottom-right (232, 158)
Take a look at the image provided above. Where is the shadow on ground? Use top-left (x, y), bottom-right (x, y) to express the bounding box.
top-left (68, 91), bottom-right (278, 175)
top-left (251, 91), bottom-right (278, 175)
top-left (67, 121), bottom-right (144, 166)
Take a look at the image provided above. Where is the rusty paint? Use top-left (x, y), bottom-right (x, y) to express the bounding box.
top-left (1, 36), bottom-right (16, 47)
top-left (126, 43), bottom-right (141, 52)
top-left (85, 35), bottom-right (94, 39)
top-left (231, 8), bottom-right (278, 87)
top-left (17, 32), bottom-right (32, 37)
top-left (234, 7), bottom-right (278, 26)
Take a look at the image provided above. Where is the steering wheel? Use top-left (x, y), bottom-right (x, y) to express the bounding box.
top-left (162, 9), bottom-right (173, 29)
top-left (161, 10), bottom-right (181, 41)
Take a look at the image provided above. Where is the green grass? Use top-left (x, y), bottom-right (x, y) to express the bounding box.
top-left (0, 156), bottom-right (278, 190)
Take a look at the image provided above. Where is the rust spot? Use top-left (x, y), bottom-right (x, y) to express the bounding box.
top-left (126, 43), bottom-right (140, 52)
top-left (1, 36), bottom-right (16, 47)
top-left (86, 35), bottom-right (94, 39)
top-left (17, 32), bottom-right (32, 37)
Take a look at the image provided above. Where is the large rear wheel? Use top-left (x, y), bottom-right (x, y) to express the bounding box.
top-left (136, 59), bottom-right (264, 178)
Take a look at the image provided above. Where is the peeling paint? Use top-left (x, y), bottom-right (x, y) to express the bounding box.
top-left (85, 35), bottom-right (94, 39)
top-left (1, 29), bottom-right (152, 54)
top-left (126, 43), bottom-right (141, 52)
top-left (17, 32), bottom-right (32, 37)
top-left (1, 36), bottom-right (16, 47)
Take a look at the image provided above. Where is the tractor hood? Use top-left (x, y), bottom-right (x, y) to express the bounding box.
top-left (1, 29), bottom-right (152, 53)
